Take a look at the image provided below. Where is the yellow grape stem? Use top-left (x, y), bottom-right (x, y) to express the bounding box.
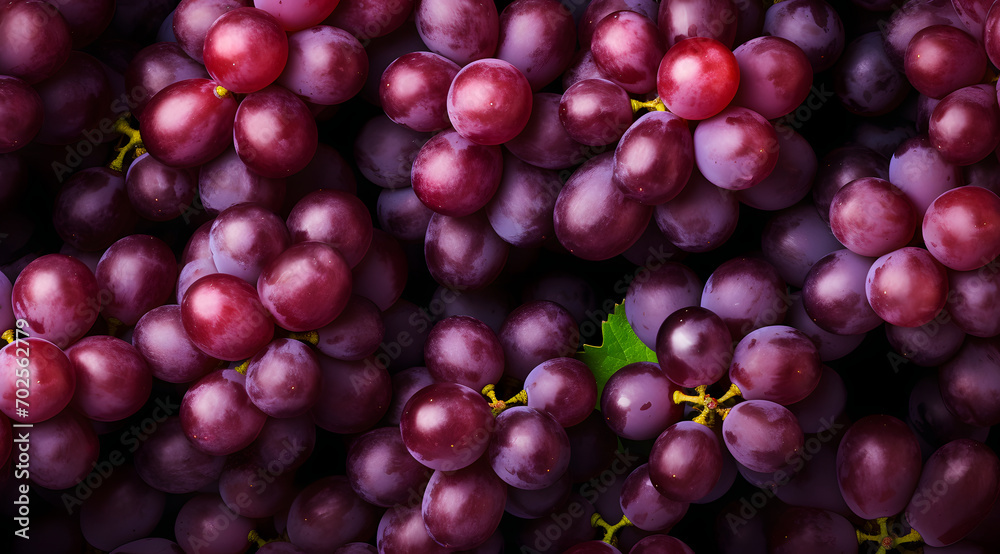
top-left (108, 114), bottom-right (145, 172)
top-left (673, 383), bottom-right (742, 428)
top-left (591, 513), bottom-right (633, 547)
top-left (482, 384), bottom-right (528, 416)
top-left (630, 97), bottom-right (667, 113)
top-left (1, 329), bottom-right (13, 345)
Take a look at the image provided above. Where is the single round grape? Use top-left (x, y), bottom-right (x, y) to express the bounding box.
top-left (245, 338), bottom-right (321, 418)
top-left (649, 420), bottom-right (724, 502)
top-left (813, 144), bottom-right (889, 223)
top-left (172, 0), bottom-right (250, 63)
top-left (929, 84), bottom-right (1000, 166)
top-left (97, 234), bottom-right (178, 326)
top-left (233, 84), bottom-right (318, 178)
top-left (523, 357), bottom-right (596, 429)
top-left (209, 202), bottom-right (290, 284)
top-left (134, 416), bottom-right (226, 494)
top-left (496, 0), bottom-right (577, 91)
top-left (865, 247), bottom-right (949, 327)
top-left (656, 306), bottom-right (733, 388)
top-left (505, 92), bottom-right (590, 170)
top-left (904, 24), bottom-right (985, 99)
top-left (657, 37), bottom-right (740, 120)
top-left (257, 241), bottom-right (352, 332)
top-left (126, 153), bottom-right (199, 221)
top-left (619, 463), bottom-right (689, 532)
top-left (801, 249), bottom-right (883, 335)
top-left (0, 337), bottom-right (75, 423)
top-left (904, 439), bottom-right (1000, 547)
top-left (693, 106), bottom-right (780, 191)
top-left (657, 0), bottom-right (738, 48)
top-left (380, 51), bottom-right (459, 132)
top-left (218, 460), bottom-right (296, 518)
top-left (140, 78), bottom-right (239, 168)
top-left (888, 134), bottom-right (961, 220)
top-left (30, 409), bottom-right (99, 490)
top-left (174, 493), bottom-right (256, 554)
top-left (424, 315), bottom-right (504, 390)
top-left (422, 457), bottom-right (507, 549)
top-left (67, 336), bottom-right (152, 422)
top-left (700, 256), bottom-right (788, 340)
top-left (923, 186), bottom-right (1000, 271)
top-left (315, 295), bottom-right (384, 361)
top-left (256, 0), bottom-right (339, 30)
top-left (0, 76), bottom-right (43, 153)
top-left (12, 253), bottom-right (100, 349)
top-left (376, 504), bottom-right (451, 554)
top-left (834, 32), bottom-right (910, 116)
top-left (0, 0), bottom-right (73, 84)
top-left (579, 0), bottom-right (658, 49)
top-left (732, 36), bottom-right (813, 120)
top-left (837, 414), bottom-right (923, 520)
top-left (180, 369), bottom-right (267, 456)
top-left (730, 325), bottom-right (822, 405)
top-left (447, 58), bottom-right (532, 145)
top-left (762, 0), bottom-right (845, 72)
top-left (414, 0), bottom-right (499, 66)
top-left (612, 110), bottom-right (694, 205)
top-left (311, 355), bottom-right (391, 434)
top-left (945, 264), bottom-right (1000, 337)
top-left (655, 169), bottom-right (740, 252)
top-left (203, 7), bottom-right (287, 93)
top-left (722, 399), bottom-right (804, 473)
top-left (601, 362), bottom-right (684, 441)
top-left (554, 152), bottom-right (652, 261)
top-left (939, 337), bottom-right (1000, 427)
top-left (124, 41), bottom-right (210, 118)
top-left (180, 272), bottom-right (275, 361)
top-left (424, 211), bottom-right (508, 290)
top-left (278, 25), bottom-right (368, 106)
top-left (767, 506), bottom-right (858, 554)
top-left (489, 406), bottom-right (571, 489)
top-left (352, 229), bottom-right (409, 310)
top-left (829, 177), bottom-right (916, 258)
top-left (53, 167), bottom-right (138, 253)
top-left (80, 466), bottom-right (165, 551)
top-left (558, 78), bottom-right (633, 146)
top-left (591, 10), bottom-right (665, 94)
top-left (485, 154), bottom-right (562, 247)
top-left (736, 127), bottom-right (817, 212)
top-left (410, 129), bottom-right (503, 217)
top-left (346, 427), bottom-right (429, 508)
top-left (399, 381), bottom-right (495, 471)
top-left (199, 146), bottom-right (286, 215)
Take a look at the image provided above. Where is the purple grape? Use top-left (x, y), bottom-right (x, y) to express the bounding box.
top-left (181, 272), bottom-right (274, 361)
top-left (485, 153), bottom-right (562, 248)
top-left (311, 355), bottom-right (391, 434)
top-left (174, 493), bottom-right (256, 554)
top-left (124, 41), bottom-right (209, 118)
top-left (424, 211), bottom-right (508, 290)
top-left (505, 471), bottom-right (572, 518)
top-left (134, 416), bottom-right (226, 494)
top-left (693, 105), bottom-right (779, 191)
top-left (835, 31), bottom-right (910, 115)
top-left (278, 25), bottom-right (368, 106)
top-left (198, 146), bottom-right (286, 215)
top-left (499, 300), bottom-right (580, 382)
top-left (938, 337), bottom-right (1000, 427)
top-left (126, 153), bottom-right (199, 221)
top-left (813, 144), bottom-right (890, 224)
top-left (837, 414), bottom-right (922, 519)
top-left (889, 134), bottom-right (961, 220)
top-left (489, 406), bottom-right (570, 489)
top-left (923, 186), bottom-right (1000, 271)
top-left (423, 456), bottom-right (507, 549)
top-left (210, 201), bottom-right (292, 285)
top-left (53, 167), bottom-right (138, 252)
top-left (256, 0), bottom-right (338, 30)
top-left (67, 335), bottom-right (151, 422)
top-left (700, 256), bottom-right (788, 340)
top-left (346, 426), bottom-right (429, 508)
top-left (233, 85), bottom-right (318, 178)
top-left (202, 7), bottom-right (287, 93)
top-left (30, 408), bottom-right (99, 489)
top-left (865, 247), bottom-right (949, 327)
top-left (658, 37), bottom-right (740, 120)
top-left (244, 338), bottom-right (321, 418)
top-left (96, 234), bottom-right (178, 326)
top-left (447, 58), bottom-right (532, 146)
top-left (601, 362), bottom-right (684, 441)
top-left (736, 127), bottom-right (816, 211)
top-left (247, 413), bottom-right (316, 472)
top-left (929, 84), bottom-right (1000, 167)
top-left (380, 51), bottom-right (459, 132)
top-left (657, 0), bottom-right (738, 48)
top-left (945, 262), bottom-right (1000, 337)
top-left (905, 439), bottom-right (1000, 547)
top-left (656, 306), bottom-right (732, 388)
top-left (505, 92), bottom-right (590, 170)
top-left (354, 114), bottom-right (430, 189)
top-left (32, 51), bottom-right (111, 145)
top-left (140, 78), bottom-right (239, 168)
top-left (591, 10), bottom-right (664, 94)
top-left (802, 249), bottom-right (882, 335)
top-left (654, 169), bottom-right (740, 252)
top-left (829, 177), bottom-right (917, 258)
top-left (761, 203), bottom-right (843, 288)
top-left (580, 0), bottom-right (658, 49)
top-left (415, 0), bottom-right (498, 65)
top-left (400, 381), bottom-right (494, 471)
top-left (257, 241), bottom-right (353, 332)
top-left (325, 0), bottom-right (414, 42)
top-left (378, 186), bottom-right (435, 242)
top-left (649, 420), bottom-right (723, 502)
top-left (315, 295), bottom-right (384, 361)
top-left (80, 466), bottom-right (165, 551)
top-left (762, 0), bottom-right (844, 72)
top-left (559, 78), bottom-right (633, 147)
top-left (287, 476), bottom-right (380, 552)
top-left (0, 0), bottom-right (72, 84)
top-left (218, 459), bottom-right (296, 518)
top-left (722, 399), bottom-right (804, 473)
top-left (12, 253), bottom-right (100, 349)
top-left (786, 365), bottom-right (848, 433)
top-left (612, 110), bottom-right (694, 205)
top-left (904, 25), bottom-right (985, 99)
top-left (885, 310), bottom-right (966, 367)
top-left (496, 0), bottom-right (576, 91)
top-left (410, 128), bottom-right (503, 217)
top-left (0, 76), bottom-right (43, 153)
top-left (732, 36), bottom-right (812, 120)
top-left (180, 368), bottom-right (267, 456)
top-left (767, 506), bottom-right (857, 554)
top-left (729, 325), bottom-right (822, 405)
top-left (377, 503), bottom-right (451, 554)
top-left (424, 315), bottom-right (504, 390)
top-left (384, 367), bottom-right (436, 426)
top-left (554, 152), bottom-right (652, 261)
top-left (172, 0), bottom-right (250, 63)
top-left (619, 463), bottom-right (689, 532)
top-left (524, 357), bottom-right (597, 428)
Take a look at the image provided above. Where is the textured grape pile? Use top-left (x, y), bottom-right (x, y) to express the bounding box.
top-left (1, 0), bottom-right (1000, 553)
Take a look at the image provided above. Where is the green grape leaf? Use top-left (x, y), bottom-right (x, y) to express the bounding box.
top-left (576, 302), bottom-right (658, 405)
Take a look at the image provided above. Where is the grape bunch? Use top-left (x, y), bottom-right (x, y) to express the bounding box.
top-left (1, 0), bottom-right (1000, 552)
